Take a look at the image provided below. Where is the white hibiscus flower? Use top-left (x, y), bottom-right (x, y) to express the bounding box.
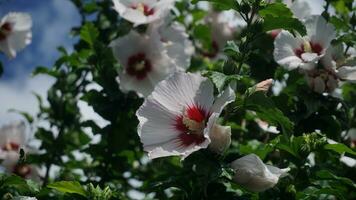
top-left (231, 154), bottom-right (290, 192)
top-left (0, 121), bottom-right (37, 179)
top-left (136, 72), bottom-right (235, 159)
top-left (202, 11), bottom-right (236, 59)
top-left (110, 30), bottom-right (184, 97)
top-left (0, 12), bottom-right (32, 59)
top-left (304, 44), bottom-right (356, 93)
top-left (112, 0), bottom-right (174, 27)
top-left (274, 15), bottom-right (336, 71)
top-left (148, 18), bottom-right (195, 69)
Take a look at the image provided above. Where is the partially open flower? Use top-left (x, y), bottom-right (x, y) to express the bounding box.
top-left (274, 15), bottom-right (335, 71)
top-left (0, 12), bottom-right (32, 58)
top-left (111, 30), bottom-right (184, 97)
top-left (112, 0), bottom-right (174, 27)
top-left (137, 72), bottom-right (235, 159)
top-left (0, 121), bottom-right (37, 179)
top-left (231, 154), bottom-right (290, 192)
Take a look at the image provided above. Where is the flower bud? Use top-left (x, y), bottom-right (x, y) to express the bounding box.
top-left (255, 79), bottom-right (273, 93)
top-left (208, 124), bottom-right (231, 154)
top-left (231, 154), bottom-right (290, 192)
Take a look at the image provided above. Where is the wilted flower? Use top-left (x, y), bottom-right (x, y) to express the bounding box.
top-left (274, 15), bottom-right (335, 71)
top-left (148, 18), bottom-right (195, 69)
top-left (112, 0), bottom-right (174, 27)
top-left (136, 72), bottom-right (235, 159)
top-left (0, 121), bottom-right (37, 179)
top-left (231, 154), bottom-right (290, 192)
top-left (111, 30), bottom-right (186, 97)
top-left (0, 12), bottom-right (32, 58)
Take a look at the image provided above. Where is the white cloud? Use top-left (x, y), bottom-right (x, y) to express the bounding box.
top-left (0, 75), bottom-right (54, 126)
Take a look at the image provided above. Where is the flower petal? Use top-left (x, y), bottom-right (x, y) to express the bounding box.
top-left (290, 0), bottom-right (312, 20)
top-left (0, 121), bottom-right (27, 147)
top-left (3, 12), bottom-right (32, 31)
top-left (210, 84), bottom-right (235, 114)
top-left (149, 72), bottom-right (214, 115)
top-left (305, 15), bottom-right (335, 50)
top-left (273, 30), bottom-right (305, 70)
top-left (337, 66), bottom-right (356, 83)
top-left (231, 154), bottom-right (289, 192)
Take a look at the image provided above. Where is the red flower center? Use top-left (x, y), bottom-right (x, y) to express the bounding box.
top-left (13, 164), bottom-right (32, 178)
top-left (174, 105), bottom-right (210, 147)
top-left (131, 3), bottom-right (155, 16)
top-left (294, 41), bottom-right (323, 59)
top-left (0, 22), bottom-right (12, 41)
top-left (126, 53), bottom-right (152, 80)
top-left (202, 40), bottom-right (219, 58)
top-left (2, 142), bottom-right (20, 151)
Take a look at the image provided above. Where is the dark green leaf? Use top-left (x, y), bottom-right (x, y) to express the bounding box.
top-left (325, 143), bottom-right (356, 157)
top-left (245, 92), bottom-right (294, 134)
top-left (260, 3), bottom-right (306, 35)
top-left (80, 23), bottom-right (99, 46)
top-left (191, 0), bottom-right (239, 10)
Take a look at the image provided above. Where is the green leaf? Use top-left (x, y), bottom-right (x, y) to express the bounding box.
top-left (32, 66), bottom-right (59, 77)
top-left (239, 140), bottom-right (274, 159)
top-left (205, 71), bottom-right (241, 92)
top-left (263, 17), bottom-right (306, 35)
top-left (48, 181), bottom-right (87, 197)
top-left (259, 3), bottom-right (293, 18)
top-left (325, 143), bottom-right (356, 157)
top-left (191, 0), bottom-right (238, 10)
top-left (260, 3), bottom-right (306, 35)
top-left (245, 92), bottom-right (294, 135)
top-left (316, 170), bottom-right (356, 188)
top-left (80, 22), bottom-right (99, 46)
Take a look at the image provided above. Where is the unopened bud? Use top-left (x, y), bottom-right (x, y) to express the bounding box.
top-left (209, 124), bottom-right (231, 154)
top-left (256, 79), bottom-right (273, 92)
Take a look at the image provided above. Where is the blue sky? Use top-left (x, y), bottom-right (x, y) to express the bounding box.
top-left (0, 0), bottom-right (80, 80)
top-left (0, 0), bottom-right (81, 124)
